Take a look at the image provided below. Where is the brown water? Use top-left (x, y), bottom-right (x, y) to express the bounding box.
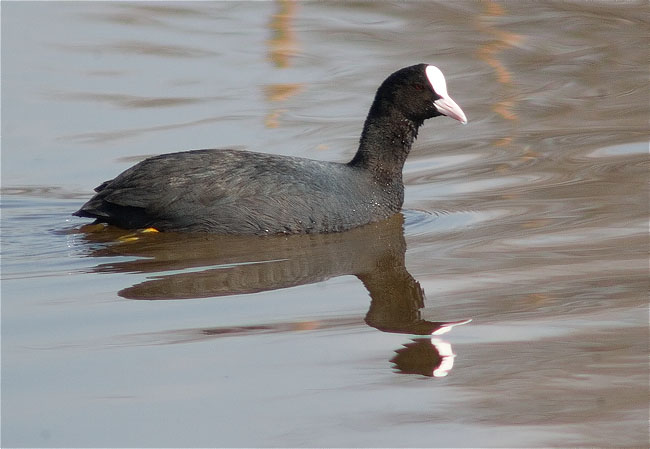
top-left (2, 1), bottom-right (648, 447)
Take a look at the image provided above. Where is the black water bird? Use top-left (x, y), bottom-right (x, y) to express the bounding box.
top-left (74, 64), bottom-right (467, 234)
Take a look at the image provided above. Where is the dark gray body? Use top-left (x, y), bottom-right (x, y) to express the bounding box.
top-left (75, 149), bottom-right (403, 234)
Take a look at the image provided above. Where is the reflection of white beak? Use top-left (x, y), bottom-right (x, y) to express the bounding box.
top-left (434, 96), bottom-right (468, 125)
top-left (431, 338), bottom-right (455, 377)
top-left (431, 318), bottom-right (472, 336)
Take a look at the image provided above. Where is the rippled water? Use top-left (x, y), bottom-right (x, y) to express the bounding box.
top-left (2, 2), bottom-right (648, 447)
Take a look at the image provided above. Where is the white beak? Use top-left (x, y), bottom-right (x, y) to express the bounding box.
top-left (434, 95), bottom-right (468, 124)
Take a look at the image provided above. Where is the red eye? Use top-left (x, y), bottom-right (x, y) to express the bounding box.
top-left (414, 83), bottom-right (425, 91)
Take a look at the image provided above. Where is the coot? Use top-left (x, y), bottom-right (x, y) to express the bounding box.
top-left (74, 64), bottom-right (467, 234)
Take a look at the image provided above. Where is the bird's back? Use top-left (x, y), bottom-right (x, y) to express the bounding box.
top-left (74, 149), bottom-right (402, 234)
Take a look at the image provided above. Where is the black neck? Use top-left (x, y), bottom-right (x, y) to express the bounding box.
top-left (348, 108), bottom-right (422, 183)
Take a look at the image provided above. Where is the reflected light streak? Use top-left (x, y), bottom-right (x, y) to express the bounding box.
top-left (475, 3), bottom-right (522, 123)
top-left (265, 0), bottom-right (303, 129)
top-left (267, 0), bottom-right (299, 68)
top-left (475, 3), bottom-right (542, 206)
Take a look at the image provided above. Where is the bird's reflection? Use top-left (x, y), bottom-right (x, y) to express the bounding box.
top-left (391, 319), bottom-right (470, 378)
top-left (78, 213), bottom-right (470, 377)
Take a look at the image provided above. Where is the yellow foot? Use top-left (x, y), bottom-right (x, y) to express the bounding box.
top-left (117, 227), bottom-right (161, 242)
top-left (79, 223), bottom-right (107, 233)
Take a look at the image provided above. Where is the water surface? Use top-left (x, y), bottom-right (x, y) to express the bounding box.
top-left (2, 1), bottom-right (648, 447)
